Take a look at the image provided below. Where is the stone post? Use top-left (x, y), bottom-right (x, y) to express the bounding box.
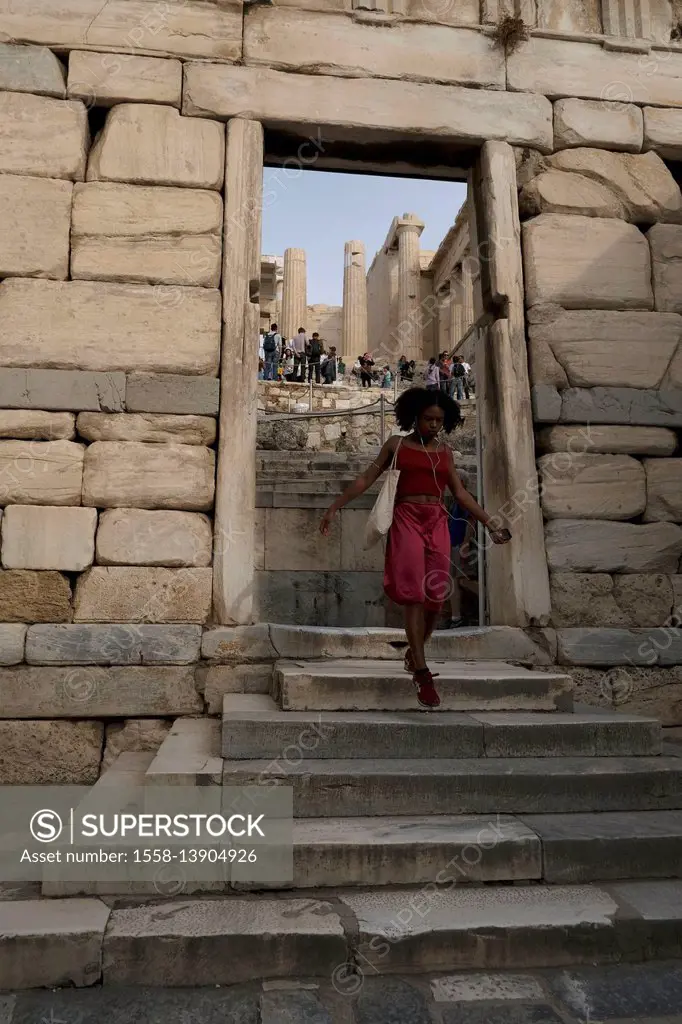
top-left (281, 247), bottom-right (307, 341)
top-left (395, 214), bottom-right (424, 362)
top-left (449, 270), bottom-right (464, 351)
top-left (342, 240), bottom-right (368, 359)
top-left (213, 118), bottom-right (263, 625)
top-left (462, 263), bottom-right (475, 335)
top-left (436, 285), bottom-right (451, 355)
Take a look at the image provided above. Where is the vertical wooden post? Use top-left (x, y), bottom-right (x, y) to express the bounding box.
top-left (213, 118), bottom-right (263, 624)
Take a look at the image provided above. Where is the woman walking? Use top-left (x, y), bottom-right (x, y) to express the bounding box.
top-left (319, 387), bottom-right (511, 709)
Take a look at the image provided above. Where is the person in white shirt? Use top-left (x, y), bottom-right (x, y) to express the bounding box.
top-left (461, 360), bottom-right (472, 399)
top-left (291, 327), bottom-right (307, 382)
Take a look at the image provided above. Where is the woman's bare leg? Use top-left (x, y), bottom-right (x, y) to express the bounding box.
top-left (423, 608), bottom-right (440, 645)
top-left (404, 604), bottom-right (427, 671)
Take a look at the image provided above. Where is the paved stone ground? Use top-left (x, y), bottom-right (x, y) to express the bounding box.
top-left (4, 962), bottom-right (682, 1023)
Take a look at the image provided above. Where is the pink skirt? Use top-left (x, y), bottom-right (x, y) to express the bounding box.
top-left (384, 501), bottom-right (451, 611)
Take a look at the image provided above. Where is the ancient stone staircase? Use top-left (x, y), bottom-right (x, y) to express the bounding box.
top-left (27, 639), bottom-right (682, 988)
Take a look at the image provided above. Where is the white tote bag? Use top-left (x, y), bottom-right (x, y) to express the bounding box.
top-left (363, 440), bottom-right (402, 549)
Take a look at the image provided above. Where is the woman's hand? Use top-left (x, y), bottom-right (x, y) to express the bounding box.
top-left (488, 527), bottom-right (511, 545)
top-left (319, 508), bottom-right (336, 536)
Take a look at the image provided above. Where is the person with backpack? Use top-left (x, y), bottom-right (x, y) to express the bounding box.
top-left (307, 332), bottom-right (324, 383)
top-left (262, 323), bottom-right (281, 381)
top-left (451, 355), bottom-right (467, 401)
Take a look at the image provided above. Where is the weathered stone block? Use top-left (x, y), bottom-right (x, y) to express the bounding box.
top-left (612, 574), bottom-right (675, 628)
top-left (553, 99), bottom-right (643, 153)
top-left (536, 425), bottom-right (678, 457)
top-left (102, 718), bottom-right (172, 771)
top-left (73, 567), bottom-right (213, 623)
top-left (125, 373), bottom-right (220, 416)
top-left (244, 10), bottom-right (505, 88)
top-left (0, 42), bottom-right (66, 97)
top-left (523, 214), bottom-right (653, 310)
top-left (25, 624), bottom-right (202, 665)
top-left (0, 665), bottom-right (202, 717)
top-left (77, 412), bottom-right (215, 445)
top-left (0, 174), bottom-right (72, 279)
top-left (340, 508), bottom-right (383, 572)
top-left (201, 664), bottom-right (274, 712)
top-left (183, 64), bottom-right (553, 152)
top-left (0, 570), bottom-right (71, 622)
top-left (201, 623), bottom-right (277, 662)
top-left (557, 628), bottom-right (682, 667)
top-left (1, 505), bottom-right (96, 570)
top-left (263, 507), bottom-right (341, 571)
top-left (0, 720), bottom-right (103, 784)
top-left (83, 442), bottom-right (215, 511)
top-left (67, 51), bottom-right (182, 107)
top-left (0, 91), bottom-right (87, 180)
top-left (0, 624), bottom-right (27, 665)
top-left (0, 410), bottom-right (75, 441)
top-left (560, 387), bottom-right (682, 428)
top-left (545, 520), bottom-right (682, 574)
top-left (0, 440), bottom-right (83, 506)
top-left (0, 279), bottom-right (221, 375)
top-left (0, 368), bottom-right (125, 413)
top-left (648, 224), bottom-right (682, 313)
top-left (96, 509), bottom-right (213, 567)
top-left (550, 574), bottom-right (625, 628)
top-left (87, 104), bottom-right (225, 189)
top-left (644, 107), bottom-right (682, 160)
top-left (644, 459), bottom-right (682, 523)
top-left (538, 453), bottom-right (646, 520)
top-left (71, 182), bottom-right (222, 287)
top-left (532, 384), bottom-right (562, 423)
top-left (520, 170), bottom-right (625, 220)
top-left (548, 148), bottom-right (682, 223)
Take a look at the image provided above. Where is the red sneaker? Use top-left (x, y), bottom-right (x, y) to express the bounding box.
top-left (413, 669), bottom-right (441, 709)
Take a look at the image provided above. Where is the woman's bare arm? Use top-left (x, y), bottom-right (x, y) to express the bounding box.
top-left (320, 436), bottom-right (398, 534)
top-left (446, 450), bottom-right (511, 543)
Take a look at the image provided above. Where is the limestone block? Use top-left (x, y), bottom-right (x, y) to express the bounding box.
top-left (340, 508), bottom-right (383, 571)
top-left (0, 624), bottom-right (27, 665)
top-left (76, 412), bottom-right (215, 446)
top-left (528, 310), bottom-right (681, 389)
top-left (2, 506), bottom-right (97, 570)
top-left (0, 279), bottom-right (221, 375)
top-left (244, 10), bottom-right (505, 88)
top-left (0, 440), bottom-right (84, 506)
top-left (565, 666), bottom-right (682, 724)
top-left (537, 0), bottom-right (602, 33)
top-left (71, 182), bottom-right (222, 287)
top-left (96, 509), bottom-right (213, 567)
top-left (553, 99), bottom-right (643, 153)
top-left (0, 720), bottom-right (103, 784)
top-left (87, 104), bottom-right (225, 190)
top-left (67, 51), bottom-right (182, 107)
top-left (648, 224), bottom-right (682, 313)
top-left (537, 425), bottom-right (678, 457)
top-left (0, 368), bottom-right (125, 413)
top-left (548, 149), bottom-right (682, 224)
top-left (644, 459), bottom-right (682, 523)
top-left (0, 1), bottom-right (242, 61)
top-left (201, 623), bottom-right (278, 662)
top-left (0, 174), bottom-right (72, 279)
top-left (263, 508), bottom-right (341, 571)
top-left (550, 574), bottom-right (625, 628)
top-left (508, 37), bottom-right (682, 108)
top-left (125, 373), bottom-right (220, 416)
top-left (0, 43), bottom-right (66, 97)
top-left (611, 574), bottom-right (674, 628)
top-left (0, 666), bottom-right (202, 718)
top-left (0, 411), bottom-right (75, 441)
top-left (560, 387), bottom-right (682, 428)
top-left (25, 624), bottom-right (202, 665)
top-left (538, 453), bottom-right (646, 520)
top-left (0, 571), bottom-right (71, 622)
top-left (520, 170), bottom-right (626, 219)
top-left (0, 92), bottom-right (87, 180)
top-left (183, 64), bottom-right (554, 152)
top-left (531, 384), bottom-right (562, 423)
top-left (545, 520), bottom-right (682, 574)
top-left (644, 107), bottom-right (682, 160)
top-left (201, 664), bottom-right (274, 712)
top-left (102, 718), bottom-right (172, 771)
top-left (557, 627), bottom-right (682, 667)
top-left (523, 215), bottom-right (653, 310)
top-left (83, 442), bottom-right (215, 511)
top-left (74, 567), bottom-right (212, 623)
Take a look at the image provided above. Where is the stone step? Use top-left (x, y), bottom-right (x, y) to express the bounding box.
top-left (221, 756), bottom-right (682, 817)
top-left (275, 658), bottom-right (573, 712)
top-left (222, 694), bottom-right (660, 760)
top-left (9, 881), bottom-right (682, 987)
top-left (145, 717), bottom-right (222, 786)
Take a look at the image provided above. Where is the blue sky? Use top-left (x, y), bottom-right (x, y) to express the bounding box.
top-left (261, 168), bottom-right (467, 306)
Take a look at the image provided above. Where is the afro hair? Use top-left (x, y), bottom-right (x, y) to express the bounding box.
top-left (394, 387), bottom-right (462, 434)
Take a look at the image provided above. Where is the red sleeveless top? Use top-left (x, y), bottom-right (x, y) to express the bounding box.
top-left (394, 444), bottom-right (450, 500)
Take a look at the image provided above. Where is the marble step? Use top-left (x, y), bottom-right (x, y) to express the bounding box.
top-left (10, 881), bottom-right (682, 988)
top-left (275, 658), bottom-right (573, 712)
top-left (222, 694), bottom-right (660, 760)
top-left (145, 717), bottom-right (222, 786)
top-left (221, 756), bottom-right (682, 817)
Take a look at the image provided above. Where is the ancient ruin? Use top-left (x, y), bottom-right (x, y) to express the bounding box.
top-left (1, 0), bottom-right (682, 997)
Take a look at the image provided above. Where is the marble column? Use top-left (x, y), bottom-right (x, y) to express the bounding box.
top-left (462, 262), bottom-right (475, 335)
top-left (281, 247), bottom-right (307, 340)
top-left (342, 240), bottom-right (368, 359)
top-left (436, 285), bottom-right (451, 355)
top-left (395, 214), bottom-right (424, 362)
